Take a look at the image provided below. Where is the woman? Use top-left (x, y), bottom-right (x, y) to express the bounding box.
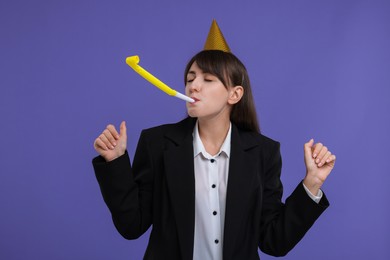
top-left (93, 22), bottom-right (336, 260)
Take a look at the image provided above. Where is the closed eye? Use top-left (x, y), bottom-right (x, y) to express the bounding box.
top-left (186, 71), bottom-right (196, 83)
top-left (204, 73), bottom-right (217, 82)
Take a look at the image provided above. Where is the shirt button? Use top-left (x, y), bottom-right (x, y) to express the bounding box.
top-left (210, 159), bottom-right (215, 163)
top-left (215, 239), bottom-right (219, 244)
top-left (213, 211), bottom-right (217, 215)
top-left (212, 184), bottom-right (216, 188)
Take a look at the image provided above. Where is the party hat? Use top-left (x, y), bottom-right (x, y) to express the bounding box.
top-left (203, 19), bottom-right (231, 53)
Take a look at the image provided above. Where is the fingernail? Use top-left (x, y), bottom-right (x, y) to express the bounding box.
top-left (313, 153), bottom-right (317, 158)
top-left (316, 158), bottom-right (320, 163)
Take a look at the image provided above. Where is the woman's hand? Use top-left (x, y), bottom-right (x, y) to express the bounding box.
top-left (94, 121), bottom-right (127, 162)
top-left (303, 139), bottom-right (336, 195)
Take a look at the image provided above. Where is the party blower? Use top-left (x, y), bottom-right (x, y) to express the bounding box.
top-left (126, 56), bottom-right (194, 103)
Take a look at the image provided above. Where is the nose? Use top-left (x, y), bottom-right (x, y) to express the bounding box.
top-left (187, 78), bottom-right (201, 93)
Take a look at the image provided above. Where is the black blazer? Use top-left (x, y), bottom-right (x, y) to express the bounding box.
top-left (93, 117), bottom-right (329, 260)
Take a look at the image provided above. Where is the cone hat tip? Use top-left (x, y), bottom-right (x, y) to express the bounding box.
top-left (203, 19), bottom-right (231, 53)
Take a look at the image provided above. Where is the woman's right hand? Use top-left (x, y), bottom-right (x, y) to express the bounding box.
top-left (94, 121), bottom-right (127, 162)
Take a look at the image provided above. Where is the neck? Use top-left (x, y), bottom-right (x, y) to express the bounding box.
top-left (197, 116), bottom-right (230, 156)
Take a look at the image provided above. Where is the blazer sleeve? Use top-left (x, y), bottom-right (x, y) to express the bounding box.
top-left (258, 141), bottom-right (329, 256)
top-left (92, 130), bottom-right (154, 239)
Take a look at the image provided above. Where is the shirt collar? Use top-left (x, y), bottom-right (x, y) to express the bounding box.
top-left (193, 120), bottom-right (231, 158)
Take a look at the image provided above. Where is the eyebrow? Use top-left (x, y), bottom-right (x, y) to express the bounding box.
top-left (187, 71), bottom-right (214, 77)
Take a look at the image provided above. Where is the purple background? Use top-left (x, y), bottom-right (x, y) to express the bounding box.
top-left (1, 0), bottom-right (389, 259)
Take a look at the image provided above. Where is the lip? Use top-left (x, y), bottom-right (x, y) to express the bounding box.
top-left (190, 97), bottom-right (200, 102)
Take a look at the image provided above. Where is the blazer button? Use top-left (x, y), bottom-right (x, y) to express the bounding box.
top-left (213, 211), bottom-right (217, 215)
top-left (212, 184), bottom-right (216, 188)
top-left (215, 239), bottom-right (219, 244)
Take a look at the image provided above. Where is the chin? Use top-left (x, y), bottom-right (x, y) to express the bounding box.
top-left (186, 108), bottom-right (198, 118)
top-left (187, 112), bottom-right (198, 118)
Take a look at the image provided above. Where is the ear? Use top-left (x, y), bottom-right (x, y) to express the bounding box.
top-left (228, 86), bottom-right (244, 105)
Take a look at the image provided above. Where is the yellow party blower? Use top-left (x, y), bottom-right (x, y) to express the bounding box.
top-left (126, 56), bottom-right (194, 103)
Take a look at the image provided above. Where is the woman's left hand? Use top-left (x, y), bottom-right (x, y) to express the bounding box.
top-left (303, 139), bottom-right (336, 195)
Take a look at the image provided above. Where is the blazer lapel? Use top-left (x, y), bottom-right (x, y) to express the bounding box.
top-left (163, 118), bottom-right (196, 260)
top-left (223, 125), bottom-right (261, 259)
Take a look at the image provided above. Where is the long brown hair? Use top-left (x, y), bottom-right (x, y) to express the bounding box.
top-left (184, 50), bottom-right (260, 133)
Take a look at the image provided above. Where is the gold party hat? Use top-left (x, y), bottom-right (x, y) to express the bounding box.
top-left (203, 19), bottom-right (231, 53)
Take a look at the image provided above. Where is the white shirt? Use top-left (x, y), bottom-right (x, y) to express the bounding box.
top-left (192, 121), bottom-right (231, 260)
top-left (191, 121), bottom-right (322, 260)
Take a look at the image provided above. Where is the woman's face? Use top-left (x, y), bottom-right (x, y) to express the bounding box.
top-left (185, 62), bottom-right (232, 121)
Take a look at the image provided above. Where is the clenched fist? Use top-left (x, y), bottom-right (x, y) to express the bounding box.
top-left (303, 139), bottom-right (336, 195)
top-left (94, 121), bottom-right (127, 162)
